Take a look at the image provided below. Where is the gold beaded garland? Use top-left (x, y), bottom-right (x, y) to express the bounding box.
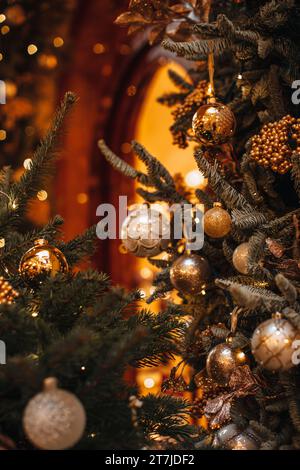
top-left (192, 102), bottom-right (236, 146)
top-left (249, 115), bottom-right (300, 174)
top-left (204, 202), bottom-right (231, 238)
top-left (0, 277), bottom-right (19, 304)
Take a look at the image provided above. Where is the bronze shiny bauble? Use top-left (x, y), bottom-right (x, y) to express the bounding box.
top-left (232, 242), bottom-right (249, 275)
top-left (19, 239), bottom-right (69, 282)
top-left (213, 423), bottom-right (261, 450)
top-left (206, 343), bottom-right (247, 386)
top-left (204, 203), bottom-right (231, 238)
top-left (121, 205), bottom-right (170, 258)
top-left (192, 102), bottom-right (236, 146)
top-left (251, 315), bottom-right (300, 371)
top-left (170, 254), bottom-right (211, 295)
top-left (23, 378), bottom-right (86, 450)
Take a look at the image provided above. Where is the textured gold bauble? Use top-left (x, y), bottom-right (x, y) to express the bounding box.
top-left (192, 102), bottom-right (236, 146)
top-left (213, 423), bottom-right (261, 450)
top-left (206, 343), bottom-right (247, 386)
top-left (251, 315), bottom-right (300, 371)
top-left (170, 254), bottom-right (211, 295)
top-left (204, 203), bottom-right (231, 238)
top-left (23, 378), bottom-right (86, 450)
top-left (232, 242), bottom-right (249, 275)
top-left (19, 239), bottom-right (69, 282)
top-left (121, 205), bottom-right (170, 258)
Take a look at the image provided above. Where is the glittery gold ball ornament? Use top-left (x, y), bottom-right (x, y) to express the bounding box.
top-left (251, 314), bottom-right (300, 371)
top-left (206, 343), bottom-right (247, 386)
top-left (121, 205), bottom-right (170, 257)
top-left (192, 102), bottom-right (236, 146)
top-left (23, 378), bottom-right (86, 450)
top-left (204, 202), bottom-right (231, 238)
top-left (170, 253), bottom-right (211, 294)
top-left (232, 242), bottom-right (249, 275)
top-left (213, 423), bottom-right (261, 450)
top-left (19, 239), bottom-right (69, 282)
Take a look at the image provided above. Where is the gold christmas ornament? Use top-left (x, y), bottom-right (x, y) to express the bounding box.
top-left (19, 239), bottom-right (69, 282)
top-left (232, 242), bottom-right (250, 275)
top-left (213, 423), bottom-right (261, 450)
top-left (23, 377), bottom-right (86, 450)
top-left (206, 343), bottom-right (247, 386)
top-left (251, 314), bottom-right (300, 371)
top-left (0, 277), bottom-right (19, 305)
top-left (250, 115), bottom-right (300, 174)
top-left (121, 205), bottom-right (170, 257)
top-left (170, 253), bottom-right (211, 294)
top-left (204, 203), bottom-right (231, 238)
top-left (192, 102), bottom-right (236, 146)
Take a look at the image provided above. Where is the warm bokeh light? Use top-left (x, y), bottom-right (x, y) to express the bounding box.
top-left (53, 36), bottom-right (64, 48)
top-left (23, 158), bottom-right (33, 170)
top-left (185, 169), bottom-right (206, 188)
top-left (93, 43), bottom-right (105, 54)
top-left (143, 377), bottom-right (155, 389)
top-left (27, 44), bottom-right (38, 55)
top-left (0, 14), bottom-right (6, 23)
top-left (37, 190), bottom-right (48, 201)
top-left (140, 267), bottom-right (152, 280)
top-left (1, 25), bottom-right (10, 35)
top-left (77, 193), bottom-right (89, 204)
top-left (0, 130), bottom-right (6, 141)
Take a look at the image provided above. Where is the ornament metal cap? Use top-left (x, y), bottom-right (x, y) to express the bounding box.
top-left (43, 377), bottom-right (58, 391)
top-left (34, 239), bottom-right (48, 246)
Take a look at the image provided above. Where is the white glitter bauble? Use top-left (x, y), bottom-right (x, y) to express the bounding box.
top-left (251, 315), bottom-right (300, 371)
top-left (121, 205), bottom-right (170, 257)
top-left (213, 423), bottom-right (261, 450)
top-left (23, 378), bottom-right (86, 450)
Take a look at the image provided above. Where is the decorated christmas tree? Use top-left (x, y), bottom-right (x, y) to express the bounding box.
top-left (0, 92), bottom-right (194, 450)
top-left (99, 0), bottom-right (300, 450)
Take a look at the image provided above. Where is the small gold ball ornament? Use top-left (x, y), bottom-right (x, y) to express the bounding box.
top-left (23, 377), bottom-right (86, 450)
top-left (232, 242), bottom-right (249, 275)
top-left (19, 239), bottom-right (69, 282)
top-left (192, 102), bottom-right (236, 146)
top-left (170, 253), bottom-right (211, 295)
top-left (213, 423), bottom-right (261, 450)
top-left (121, 205), bottom-right (170, 258)
top-left (204, 203), bottom-right (231, 238)
top-left (206, 343), bottom-right (247, 386)
top-left (251, 314), bottom-right (300, 371)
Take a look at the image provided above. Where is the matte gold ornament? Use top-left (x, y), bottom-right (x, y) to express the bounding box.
top-left (232, 242), bottom-right (249, 275)
top-left (192, 102), bottom-right (236, 146)
top-left (121, 205), bottom-right (170, 257)
top-left (213, 423), bottom-right (261, 450)
top-left (204, 203), bottom-right (231, 238)
top-left (170, 253), bottom-right (211, 294)
top-left (251, 314), bottom-right (300, 371)
top-left (19, 239), bottom-right (69, 282)
top-left (206, 343), bottom-right (247, 386)
top-left (23, 377), bottom-right (86, 450)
